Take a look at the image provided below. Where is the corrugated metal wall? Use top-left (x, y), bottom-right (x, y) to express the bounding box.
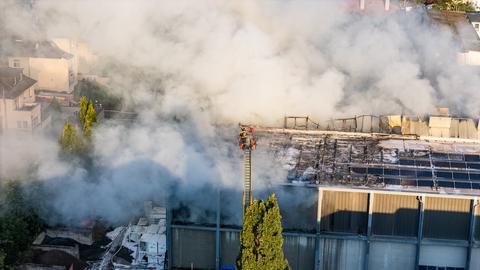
top-left (402, 118), bottom-right (429, 136)
top-left (282, 235), bottom-right (316, 270)
top-left (423, 197), bottom-right (470, 240)
top-left (372, 194), bottom-right (418, 237)
top-left (171, 191), bottom-right (478, 270)
top-left (319, 238), bottom-right (365, 270)
top-left (220, 231), bottom-right (239, 267)
top-left (419, 245), bottom-right (467, 268)
top-left (172, 228), bottom-right (216, 269)
top-left (471, 248), bottom-right (480, 270)
top-left (321, 191), bottom-right (368, 234)
top-left (368, 242), bottom-right (416, 270)
top-left (276, 186), bottom-right (318, 232)
top-left (450, 119), bottom-right (478, 139)
top-left (475, 201), bottom-right (480, 241)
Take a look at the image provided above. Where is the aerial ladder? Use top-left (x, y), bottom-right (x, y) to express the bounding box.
top-left (238, 127), bottom-right (257, 214)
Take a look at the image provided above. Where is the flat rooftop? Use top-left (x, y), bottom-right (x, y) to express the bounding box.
top-left (257, 127), bottom-right (480, 196)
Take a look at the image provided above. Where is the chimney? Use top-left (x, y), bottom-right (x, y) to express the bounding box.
top-left (360, 0), bottom-right (365, 10)
top-left (385, 0), bottom-right (390, 10)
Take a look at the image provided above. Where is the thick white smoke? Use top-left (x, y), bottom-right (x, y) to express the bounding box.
top-left (1, 0), bottom-right (480, 224)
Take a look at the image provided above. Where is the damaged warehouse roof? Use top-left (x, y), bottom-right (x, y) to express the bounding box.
top-left (256, 115), bottom-right (480, 196)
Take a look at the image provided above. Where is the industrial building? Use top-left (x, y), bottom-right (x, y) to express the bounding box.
top-left (167, 115), bottom-right (480, 270)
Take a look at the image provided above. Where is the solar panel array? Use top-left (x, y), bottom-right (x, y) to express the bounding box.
top-left (350, 152), bottom-right (480, 190)
top-left (259, 129), bottom-right (480, 191)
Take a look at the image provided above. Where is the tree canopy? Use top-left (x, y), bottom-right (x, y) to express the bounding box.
top-left (79, 96), bottom-right (89, 128)
top-left (75, 79), bottom-right (122, 110)
top-left (0, 181), bottom-right (44, 266)
top-left (83, 101), bottom-right (97, 139)
top-left (60, 122), bottom-right (82, 155)
top-left (237, 194), bottom-right (290, 270)
top-left (419, 0), bottom-right (476, 11)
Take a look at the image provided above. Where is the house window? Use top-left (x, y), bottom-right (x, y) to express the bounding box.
top-left (23, 121), bottom-right (28, 128)
top-left (17, 121), bottom-right (22, 128)
top-left (13, 59), bottom-right (20, 68)
top-left (475, 23), bottom-right (480, 31)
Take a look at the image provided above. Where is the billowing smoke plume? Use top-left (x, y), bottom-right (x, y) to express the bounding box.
top-left (1, 0), bottom-right (480, 224)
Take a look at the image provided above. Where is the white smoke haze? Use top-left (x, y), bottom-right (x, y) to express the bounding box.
top-left (0, 133), bottom-right (71, 180)
top-left (1, 0), bottom-right (480, 224)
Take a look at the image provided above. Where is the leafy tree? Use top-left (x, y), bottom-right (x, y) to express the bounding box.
top-left (60, 122), bottom-right (81, 154)
top-left (237, 194), bottom-right (290, 270)
top-left (0, 181), bottom-right (44, 266)
top-left (75, 79), bottom-right (122, 110)
top-left (83, 102), bottom-right (97, 139)
top-left (420, 0), bottom-right (476, 11)
top-left (49, 97), bottom-right (62, 113)
top-left (79, 96), bottom-right (89, 128)
top-left (0, 251), bottom-right (5, 269)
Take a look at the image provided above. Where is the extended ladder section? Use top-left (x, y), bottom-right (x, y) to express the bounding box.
top-left (239, 127), bottom-right (256, 215)
top-left (243, 149), bottom-right (252, 214)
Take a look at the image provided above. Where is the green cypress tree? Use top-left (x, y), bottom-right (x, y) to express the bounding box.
top-left (83, 101), bottom-right (97, 138)
top-left (237, 194), bottom-right (290, 270)
top-left (60, 122), bottom-right (80, 154)
top-left (258, 195), bottom-right (290, 270)
top-left (79, 96), bottom-right (89, 127)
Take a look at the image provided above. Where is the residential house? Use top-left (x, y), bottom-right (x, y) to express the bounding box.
top-left (2, 39), bottom-right (77, 94)
top-left (0, 67), bottom-right (41, 133)
top-left (427, 9), bottom-right (480, 65)
top-left (467, 12), bottom-right (480, 37)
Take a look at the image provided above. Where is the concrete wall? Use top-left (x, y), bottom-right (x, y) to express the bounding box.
top-left (368, 242), bottom-right (415, 270)
top-left (319, 238), bottom-right (365, 270)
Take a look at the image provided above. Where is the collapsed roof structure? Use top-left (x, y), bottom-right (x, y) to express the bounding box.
top-left (257, 115), bottom-right (480, 195)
